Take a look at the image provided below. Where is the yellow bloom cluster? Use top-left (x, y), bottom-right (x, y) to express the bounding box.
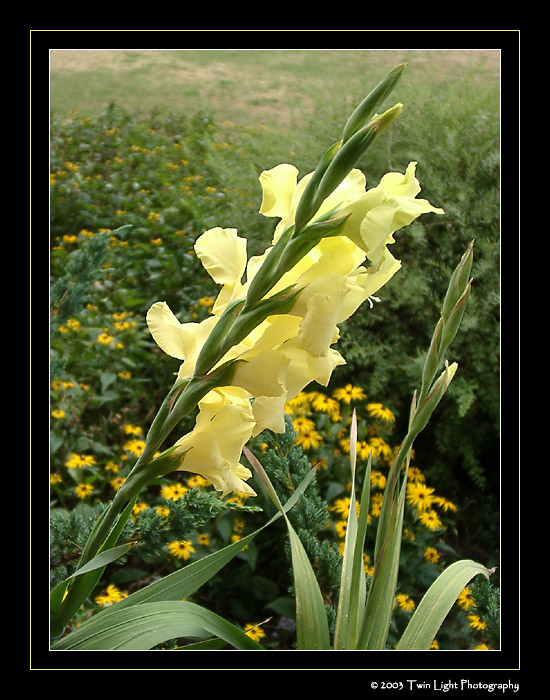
top-left (146, 161), bottom-right (442, 497)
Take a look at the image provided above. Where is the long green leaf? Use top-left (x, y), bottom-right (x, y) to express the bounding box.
top-left (245, 446), bottom-right (331, 650)
top-left (52, 601), bottom-right (264, 651)
top-left (334, 413), bottom-right (371, 649)
top-left (67, 542), bottom-right (135, 579)
top-left (396, 559), bottom-right (494, 650)
top-left (287, 518), bottom-right (331, 650)
top-left (100, 465), bottom-right (317, 615)
top-left (50, 497), bottom-right (137, 636)
top-left (357, 473), bottom-right (407, 649)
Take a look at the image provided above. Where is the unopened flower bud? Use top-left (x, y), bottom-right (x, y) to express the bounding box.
top-left (442, 240), bottom-right (474, 318)
top-left (342, 63), bottom-right (406, 143)
top-left (410, 362), bottom-right (458, 435)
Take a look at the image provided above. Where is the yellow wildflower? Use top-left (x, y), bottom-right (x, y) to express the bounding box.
top-left (332, 384), bottom-right (366, 404)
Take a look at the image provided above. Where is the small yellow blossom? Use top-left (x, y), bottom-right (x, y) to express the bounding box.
top-left (95, 584), bottom-right (128, 606)
top-left (161, 483), bottom-right (188, 500)
top-left (168, 540), bottom-right (195, 560)
top-left (396, 593), bottom-right (415, 612)
top-left (467, 614), bottom-right (487, 631)
top-left (370, 470), bottom-right (387, 489)
top-left (244, 623), bottom-right (266, 643)
top-left (366, 402), bottom-right (395, 422)
top-left (110, 477), bottom-right (126, 491)
top-left (418, 509), bottom-right (443, 531)
top-left (423, 546), bottom-right (440, 563)
top-left (457, 587), bottom-right (476, 610)
top-left (97, 332), bottom-right (114, 345)
top-left (156, 505), bottom-right (171, 519)
top-left (123, 439), bottom-right (146, 457)
top-left (332, 384), bottom-right (366, 404)
top-left (295, 428), bottom-right (323, 451)
top-left (65, 453), bottom-right (96, 469)
top-left (75, 483), bottom-right (94, 499)
top-left (406, 482), bottom-right (436, 511)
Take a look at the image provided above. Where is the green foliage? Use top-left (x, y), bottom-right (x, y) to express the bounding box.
top-left (259, 417), bottom-right (344, 617)
top-left (50, 75), bottom-right (499, 650)
top-left (470, 574), bottom-right (501, 649)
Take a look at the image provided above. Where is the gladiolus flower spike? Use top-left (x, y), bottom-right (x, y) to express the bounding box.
top-left (142, 63), bottom-right (444, 499)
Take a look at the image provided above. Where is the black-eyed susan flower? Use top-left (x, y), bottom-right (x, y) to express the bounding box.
top-left (75, 483), bottom-right (94, 499)
top-left (333, 384), bottom-right (366, 404)
top-left (396, 593), bottom-right (415, 612)
top-left (65, 453), bottom-right (96, 469)
top-left (329, 496), bottom-right (352, 519)
top-left (160, 483), bottom-right (188, 501)
top-left (423, 546), bottom-right (440, 563)
top-left (168, 539), bottom-right (196, 560)
top-left (295, 427), bottom-right (323, 451)
top-left (244, 623), bottom-right (266, 643)
top-left (370, 470), bottom-right (387, 489)
top-left (418, 509), bottom-right (443, 531)
top-left (123, 438), bottom-right (146, 457)
top-left (406, 482), bottom-right (436, 511)
top-left (94, 584), bottom-right (128, 606)
top-left (156, 505), bottom-right (170, 519)
top-left (457, 587), bottom-right (476, 610)
top-left (467, 614), bottom-right (487, 631)
top-left (366, 402), bottom-right (395, 422)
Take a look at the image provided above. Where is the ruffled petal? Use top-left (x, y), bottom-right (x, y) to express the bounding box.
top-left (194, 227), bottom-right (247, 286)
top-left (259, 163), bottom-right (299, 218)
top-left (146, 301), bottom-right (197, 360)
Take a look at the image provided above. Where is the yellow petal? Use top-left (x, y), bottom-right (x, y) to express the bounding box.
top-left (232, 350), bottom-right (289, 397)
top-left (175, 401), bottom-right (256, 497)
top-left (146, 301), bottom-right (218, 378)
top-left (194, 227), bottom-right (247, 286)
top-left (146, 301), bottom-right (197, 360)
top-left (298, 282), bottom-right (348, 357)
top-left (259, 163), bottom-right (299, 219)
top-left (378, 161), bottom-right (422, 198)
top-left (251, 394), bottom-right (288, 436)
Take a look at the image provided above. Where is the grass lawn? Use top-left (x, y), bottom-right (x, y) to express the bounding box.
top-left (49, 48), bottom-right (500, 129)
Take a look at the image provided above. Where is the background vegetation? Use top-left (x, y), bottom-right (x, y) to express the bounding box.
top-left (49, 48), bottom-right (501, 650)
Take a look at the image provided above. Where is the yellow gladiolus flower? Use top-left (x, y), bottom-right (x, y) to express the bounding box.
top-left (172, 388), bottom-right (257, 498)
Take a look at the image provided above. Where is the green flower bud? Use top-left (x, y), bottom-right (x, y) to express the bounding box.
top-left (440, 280), bottom-right (472, 353)
top-left (420, 316), bottom-right (443, 401)
top-left (442, 240), bottom-right (474, 318)
top-left (294, 140), bottom-right (342, 234)
top-left (410, 362), bottom-right (458, 435)
top-left (244, 225), bottom-right (294, 307)
top-left (193, 298), bottom-right (245, 377)
top-left (311, 103), bottom-right (402, 218)
top-left (342, 63), bottom-right (406, 143)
